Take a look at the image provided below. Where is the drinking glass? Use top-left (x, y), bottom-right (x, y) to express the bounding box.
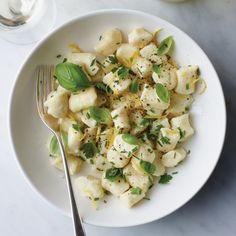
top-left (0, 0), bottom-right (56, 44)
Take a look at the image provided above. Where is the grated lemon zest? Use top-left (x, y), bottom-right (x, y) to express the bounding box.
top-left (167, 129), bottom-right (178, 135)
top-left (83, 189), bottom-right (98, 210)
top-left (79, 129), bottom-right (87, 142)
top-left (96, 126), bottom-right (101, 142)
top-left (108, 128), bottom-right (118, 148)
top-left (68, 43), bottom-right (82, 52)
top-left (144, 114), bottom-right (167, 119)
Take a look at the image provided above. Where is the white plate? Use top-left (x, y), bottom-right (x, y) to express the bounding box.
top-left (9, 9), bottom-right (226, 227)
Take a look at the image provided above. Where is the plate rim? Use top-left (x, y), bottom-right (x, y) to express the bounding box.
top-left (8, 8), bottom-right (227, 227)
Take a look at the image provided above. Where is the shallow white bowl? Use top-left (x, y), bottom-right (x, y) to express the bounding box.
top-left (9, 9), bottom-right (226, 227)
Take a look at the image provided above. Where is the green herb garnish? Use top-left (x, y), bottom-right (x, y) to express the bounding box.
top-left (159, 174), bottom-right (173, 184)
top-left (55, 62), bottom-right (91, 91)
top-left (80, 142), bottom-right (98, 159)
top-left (105, 168), bottom-right (123, 182)
top-left (117, 66), bottom-right (129, 79)
top-left (108, 55), bottom-right (118, 64)
top-left (140, 160), bottom-right (156, 175)
top-left (89, 106), bottom-right (112, 125)
top-left (130, 187), bottom-right (142, 195)
top-left (90, 58), bottom-right (96, 67)
top-left (155, 83), bottom-right (170, 103)
top-left (178, 127), bottom-right (186, 139)
top-left (153, 64), bottom-right (161, 75)
top-left (160, 135), bottom-right (171, 145)
top-left (72, 123), bottom-right (82, 132)
top-left (94, 82), bottom-right (112, 94)
top-left (122, 134), bottom-right (138, 145)
top-left (130, 78), bottom-right (139, 93)
top-left (156, 36), bottom-right (174, 56)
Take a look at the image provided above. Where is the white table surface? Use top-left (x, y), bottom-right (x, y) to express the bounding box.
top-left (1, 0), bottom-right (236, 235)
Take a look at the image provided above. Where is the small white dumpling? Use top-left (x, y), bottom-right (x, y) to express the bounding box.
top-left (175, 65), bottom-right (199, 95)
top-left (59, 118), bottom-right (76, 133)
top-left (152, 152), bottom-right (166, 177)
top-left (50, 155), bottom-right (82, 175)
top-left (116, 43), bottom-right (139, 67)
top-left (44, 91), bottom-right (68, 118)
top-left (113, 134), bottom-right (138, 158)
top-left (78, 109), bottom-right (97, 128)
top-left (97, 129), bottom-right (113, 154)
top-left (135, 143), bottom-right (155, 163)
top-left (171, 114), bottom-right (194, 142)
top-left (150, 118), bottom-right (170, 135)
top-left (157, 128), bottom-right (180, 152)
top-left (140, 84), bottom-right (169, 116)
top-left (111, 106), bottom-right (130, 131)
top-left (123, 164), bottom-right (151, 192)
top-left (69, 87), bottom-right (97, 112)
top-left (162, 148), bottom-right (187, 167)
top-left (131, 57), bottom-right (152, 78)
top-left (94, 28), bottom-right (122, 56)
top-left (101, 172), bottom-right (129, 196)
top-left (167, 92), bottom-right (193, 116)
top-left (130, 110), bottom-right (148, 135)
top-left (152, 63), bottom-right (177, 90)
top-left (76, 176), bottom-right (104, 199)
top-left (128, 28), bottom-right (153, 49)
top-left (107, 146), bottom-right (129, 168)
top-left (140, 43), bottom-right (167, 65)
top-left (119, 188), bottom-right (145, 208)
top-left (92, 153), bottom-right (112, 171)
top-left (67, 126), bottom-right (83, 155)
top-left (67, 53), bottom-right (99, 76)
top-left (103, 72), bottom-right (131, 95)
top-left (83, 127), bottom-right (97, 143)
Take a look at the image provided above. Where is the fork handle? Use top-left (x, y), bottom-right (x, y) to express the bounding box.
top-left (56, 133), bottom-right (86, 236)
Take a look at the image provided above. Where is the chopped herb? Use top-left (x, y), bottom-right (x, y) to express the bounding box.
top-left (105, 168), bottom-right (123, 182)
top-left (112, 114), bottom-right (118, 119)
top-left (153, 64), bottom-right (161, 75)
top-left (72, 123), bottom-right (82, 132)
top-left (80, 142), bottom-right (98, 159)
top-left (96, 60), bottom-right (105, 68)
top-left (122, 133), bottom-right (138, 145)
top-left (187, 150), bottom-right (191, 155)
top-left (178, 127), bottom-right (186, 139)
top-left (90, 159), bottom-right (94, 164)
top-left (86, 112), bottom-right (90, 119)
top-left (130, 187), bottom-right (142, 195)
top-left (159, 174), bottom-right (173, 184)
top-left (117, 66), bottom-right (129, 79)
top-left (62, 58), bottom-right (67, 63)
top-left (151, 124), bottom-right (164, 136)
top-left (172, 171), bottom-right (178, 175)
top-left (186, 83), bottom-right (190, 90)
top-left (99, 35), bottom-right (102, 40)
top-left (160, 135), bottom-right (171, 145)
top-left (94, 82), bottom-right (112, 94)
top-left (94, 197), bottom-right (99, 201)
top-left (185, 106), bottom-right (190, 112)
top-left (90, 58), bottom-right (96, 67)
top-left (140, 118), bottom-right (150, 128)
top-left (130, 78), bottom-right (139, 93)
top-left (140, 160), bottom-right (156, 175)
top-left (111, 67), bottom-right (119, 73)
top-left (108, 55), bottom-right (118, 64)
top-left (56, 54), bottom-right (62, 58)
top-left (155, 83), bottom-right (170, 103)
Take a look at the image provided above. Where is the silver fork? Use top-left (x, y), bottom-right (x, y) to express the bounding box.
top-left (36, 65), bottom-right (86, 236)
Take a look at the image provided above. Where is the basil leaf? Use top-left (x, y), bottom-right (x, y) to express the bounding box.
top-left (49, 136), bottom-right (60, 156)
top-left (159, 174), bottom-right (173, 184)
top-left (130, 78), bottom-right (139, 93)
top-left (155, 83), bottom-right (170, 103)
top-left (122, 134), bottom-right (138, 145)
top-left (49, 133), bottom-right (68, 156)
top-left (105, 168), bottom-right (123, 182)
top-left (89, 106), bottom-right (112, 125)
top-left (140, 160), bottom-right (156, 175)
top-left (72, 123), bottom-right (82, 132)
top-left (156, 36), bottom-right (174, 56)
top-left (80, 142), bottom-right (98, 159)
top-left (153, 64), bottom-right (161, 75)
top-left (55, 62), bottom-right (91, 91)
top-left (130, 187), bottom-right (142, 195)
